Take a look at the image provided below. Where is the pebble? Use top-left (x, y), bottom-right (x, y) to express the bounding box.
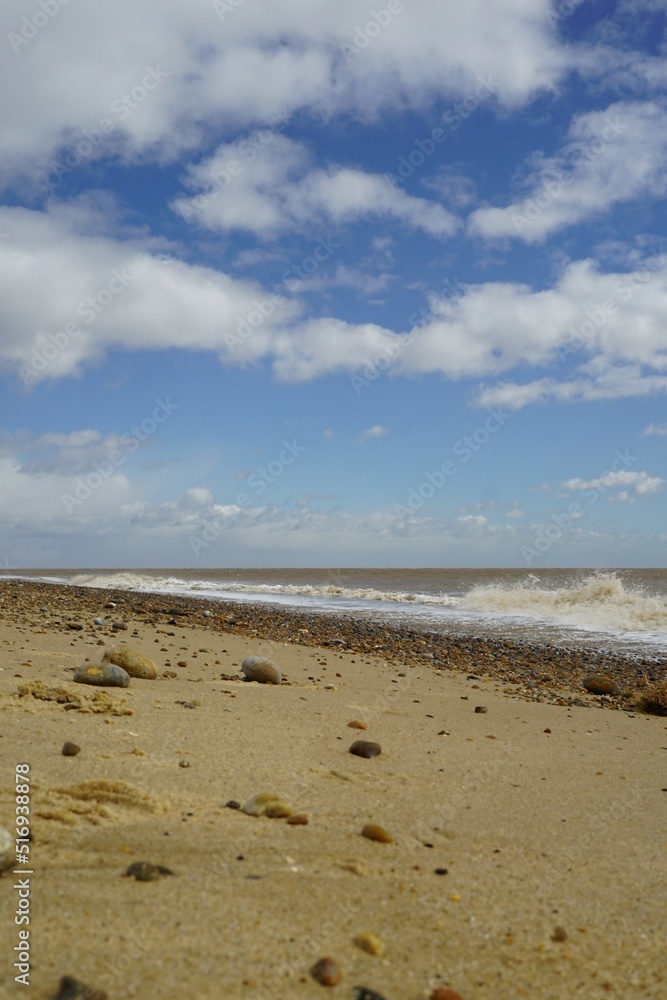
top-left (349, 740), bottom-right (382, 758)
top-left (310, 957), bottom-right (341, 986)
top-left (348, 720), bottom-right (367, 730)
top-left (583, 675), bottom-right (620, 696)
top-left (242, 793), bottom-right (292, 818)
top-left (66, 623), bottom-right (83, 631)
top-left (73, 663), bottom-right (130, 688)
top-left (353, 932), bottom-right (385, 956)
top-left (92, 617), bottom-right (106, 626)
top-left (361, 823), bottom-right (393, 844)
top-left (125, 862), bottom-right (174, 881)
top-left (474, 705), bottom-right (488, 714)
top-left (286, 813), bottom-right (309, 826)
top-left (111, 621), bottom-right (128, 631)
top-left (51, 976), bottom-right (108, 999)
top-left (430, 990), bottom-right (463, 1000)
top-left (103, 644), bottom-right (157, 680)
top-left (241, 655), bottom-right (283, 685)
top-left (225, 800), bottom-right (241, 810)
top-left (61, 742), bottom-right (81, 757)
top-left (353, 990), bottom-right (387, 1000)
top-left (552, 925), bottom-right (568, 942)
top-left (0, 824), bottom-right (15, 872)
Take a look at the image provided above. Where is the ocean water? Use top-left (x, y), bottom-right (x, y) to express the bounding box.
top-left (5, 567), bottom-right (667, 658)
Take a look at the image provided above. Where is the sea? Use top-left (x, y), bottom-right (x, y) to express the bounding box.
top-left (4, 567), bottom-right (667, 659)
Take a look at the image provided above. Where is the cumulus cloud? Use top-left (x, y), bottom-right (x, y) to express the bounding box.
top-left (561, 470), bottom-right (664, 495)
top-left (173, 135), bottom-right (457, 238)
top-left (0, 0), bottom-right (565, 184)
top-left (358, 425), bottom-right (389, 443)
top-left (469, 101), bottom-right (667, 243)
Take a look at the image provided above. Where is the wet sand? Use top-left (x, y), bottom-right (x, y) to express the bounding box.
top-left (0, 580), bottom-right (666, 999)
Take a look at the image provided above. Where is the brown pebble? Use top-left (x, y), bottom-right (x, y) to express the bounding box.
top-left (474, 705), bottom-right (488, 713)
top-left (51, 975), bottom-right (108, 999)
top-left (552, 925), bottom-right (568, 942)
top-left (177, 660), bottom-right (188, 668)
top-left (361, 823), bottom-right (393, 843)
top-left (125, 861), bottom-right (174, 881)
top-left (287, 813), bottom-right (309, 826)
top-left (178, 760), bottom-right (191, 768)
top-left (348, 720), bottom-right (367, 730)
top-left (544, 727), bottom-right (552, 734)
top-left (430, 990), bottom-right (463, 1000)
top-left (61, 742), bottom-right (81, 757)
top-left (310, 957), bottom-right (341, 986)
top-left (582, 675), bottom-right (620, 696)
top-left (349, 740), bottom-right (382, 758)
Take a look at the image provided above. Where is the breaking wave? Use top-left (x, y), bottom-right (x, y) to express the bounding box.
top-left (461, 572), bottom-right (667, 634)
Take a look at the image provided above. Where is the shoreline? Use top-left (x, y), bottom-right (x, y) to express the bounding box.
top-left (2, 578), bottom-right (664, 710)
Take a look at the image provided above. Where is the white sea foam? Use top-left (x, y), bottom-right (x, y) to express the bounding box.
top-left (461, 572), bottom-right (667, 634)
top-left (68, 572), bottom-right (461, 607)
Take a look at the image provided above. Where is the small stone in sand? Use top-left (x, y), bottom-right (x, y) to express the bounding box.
top-left (51, 975), bottom-right (108, 999)
top-left (178, 760), bottom-right (191, 768)
top-left (103, 644), bottom-right (157, 680)
top-left (0, 824), bottom-right (15, 872)
top-left (583, 675), bottom-right (620, 696)
top-left (348, 720), bottom-right (367, 730)
top-left (73, 663), bottom-right (130, 688)
top-left (310, 957), bottom-right (341, 986)
top-left (353, 932), bottom-right (385, 956)
top-left (112, 622), bottom-right (128, 631)
top-left (349, 740), bottom-right (382, 758)
top-left (430, 990), bottom-right (464, 1000)
top-left (241, 656), bottom-right (282, 685)
top-left (353, 989), bottom-right (387, 1000)
top-left (551, 925), bottom-right (568, 942)
top-left (61, 742), bottom-right (81, 757)
top-left (92, 618), bottom-right (106, 626)
top-left (125, 861), bottom-right (174, 881)
top-left (287, 813), bottom-right (309, 825)
top-left (225, 800), bottom-right (241, 810)
top-left (242, 792), bottom-right (292, 818)
top-left (361, 823), bottom-right (393, 844)
top-left (474, 705), bottom-right (488, 714)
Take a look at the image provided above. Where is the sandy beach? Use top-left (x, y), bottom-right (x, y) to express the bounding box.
top-left (1, 579), bottom-right (666, 999)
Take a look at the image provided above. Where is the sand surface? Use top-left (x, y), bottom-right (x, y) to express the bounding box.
top-left (0, 583), bottom-right (666, 999)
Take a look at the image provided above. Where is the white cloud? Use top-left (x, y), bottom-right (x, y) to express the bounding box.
top-left (469, 101), bottom-right (667, 243)
top-left (0, 0), bottom-right (566, 184)
top-left (173, 136), bottom-right (457, 238)
top-left (358, 425), bottom-right (389, 443)
top-left (0, 202), bottom-right (299, 383)
top-left (561, 470), bottom-right (664, 495)
top-left (643, 422), bottom-right (667, 436)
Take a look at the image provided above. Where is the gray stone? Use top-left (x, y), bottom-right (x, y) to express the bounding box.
top-left (73, 663), bottom-right (130, 688)
top-left (103, 644), bottom-right (157, 680)
top-left (241, 656), bottom-right (282, 685)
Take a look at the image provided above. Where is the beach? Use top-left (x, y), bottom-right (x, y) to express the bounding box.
top-left (1, 578), bottom-right (666, 999)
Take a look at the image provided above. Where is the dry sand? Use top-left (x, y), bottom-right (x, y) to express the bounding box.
top-left (0, 583), bottom-right (666, 999)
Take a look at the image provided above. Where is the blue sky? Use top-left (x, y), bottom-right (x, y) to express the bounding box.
top-left (0, 0), bottom-right (666, 568)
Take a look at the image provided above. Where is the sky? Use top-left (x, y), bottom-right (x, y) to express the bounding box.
top-left (0, 0), bottom-right (666, 569)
